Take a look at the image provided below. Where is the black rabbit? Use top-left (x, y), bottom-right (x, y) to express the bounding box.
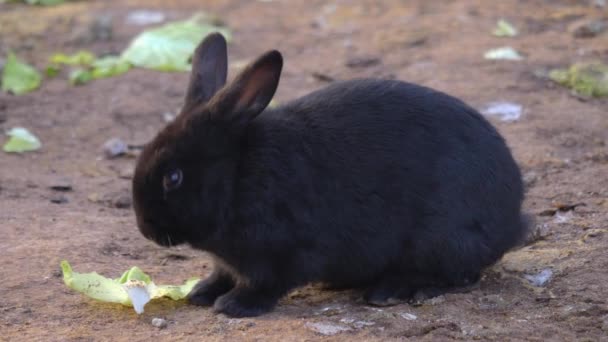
top-left (132, 33), bottom-right (528, 317)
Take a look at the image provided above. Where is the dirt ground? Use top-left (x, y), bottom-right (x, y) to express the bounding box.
top-left (1, 0), bottom-right (608, 341)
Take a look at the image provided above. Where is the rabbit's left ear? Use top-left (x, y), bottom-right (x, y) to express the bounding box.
top-left (210, 49), bottom-right (283, 127)
top-left (183, 33), bottom-right (228, 110)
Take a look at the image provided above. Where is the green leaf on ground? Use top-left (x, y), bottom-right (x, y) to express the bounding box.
top-left (549, 62), bottom-right (608, 98)
top-left (1, 52), bottom-right (42, 95)
top-left (3, 127), bottom-right (41, 153)
top-left (122, 13), bottom-right (232, 72)
top-left (492, 19), bottom-right (518, 37)
top-left (50, 51), bottom-right (96, 66)
top-left (69, 69), bottom-right (93, 85)
top-left (45, 65), bottom-right (61, 78)
top-left (60, 260), bottom-right (199, 314)
top-left (90, 56), bottom-right (132, 79)
top-left (48, 52), bottom-right (132, 84)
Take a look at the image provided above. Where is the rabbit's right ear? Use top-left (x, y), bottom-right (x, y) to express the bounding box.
top-left (183, 33), bottom-right (228, 109)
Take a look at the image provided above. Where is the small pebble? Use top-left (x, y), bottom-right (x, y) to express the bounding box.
top-left (90, 14), bottom-right (113, 41)
top-left (50, 194), bottom-right (68, 204)
top-left (118, 167), bottom-right (134, 179)
top-left (345, 56), bottom-right (381, 68)
top-left (72, 14), bottom-right (113, 43)
top-left (87, 193), bottom-right (100, 203)
top-left (526, 223), bottom-right (551, 244)
top-left (339, 318), bottom-right (355, 324)
top-left (571, 19), bottom-right (607, 38)
top-left (127, 10), bottom-right (166, 26)
top-left (478, 294), bottom-right (508, 310)
top-left (151, 317), bottom-right (168, 329)
top-left (481, 102), bottom-right (523, 122)
top-left (426, 295), bottom-right (446, 305)
top-left (483, 47), bottom-right (524, 61)
top-left (554, 211), bottom-right (573, 224)
top-left (318, 305), bottom-right (343, 316)
top-left (310, 72), bottom-right (336, 83)
top-left (523, 171), bottom-right (538, 188)
top-left (525, 269), bottom-right (553, 287)
top-left (305, 322), bottom-right (352, 336)
top-left (400, 312), bottom-right (418, 321)
top-left (162, 112), bottom-right (176, 123)
top-left (352, 320), bottom-right (375, 329)
top-left (367, 309), bottom-right (397, 320)
top-left (49, 178), bottom-right (73, 192)
top-left (103, 138), bottom-right (128, 158)
top-left (225, 318), bottom-right (243, 325)
top-left (112, 194), bottom-right (132, 209)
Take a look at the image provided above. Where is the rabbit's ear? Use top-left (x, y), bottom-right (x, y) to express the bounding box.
top-left (184, 33), bottom-right (228, 109)
top-left (212, 50), bottom-right (282, 126)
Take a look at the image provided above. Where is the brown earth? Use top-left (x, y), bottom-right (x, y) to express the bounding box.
top-left (1, 0), bottom-right (608, 341)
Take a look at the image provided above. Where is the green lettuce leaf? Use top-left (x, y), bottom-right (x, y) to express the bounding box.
top-left (1, 52), bottom-right (42, 95)
top-left (122, 13), bottom-right (232, 72)
top-left (50, 51), bottom-right (96, 66)
top-left (48, 53), bottom-right (132, 84)
top-left (3, 127), bottom-right (42, 153)
top-left (61, 260), bottom-right (199, 314)
top-left (549, 62), bottom-right (608, 98)
top-left (69, 69), bottom-right (93, 85)
top-left (45, 65), bottom-right (61, 77)
top-left (90, 56), bottom-right (131, 79)
top-left (492, 19), bottom-right (518, 37)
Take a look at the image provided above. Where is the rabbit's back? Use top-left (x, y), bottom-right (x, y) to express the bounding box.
top-left (236, 79), bottom-right (526, 286)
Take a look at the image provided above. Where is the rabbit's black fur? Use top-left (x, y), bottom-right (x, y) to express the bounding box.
top-left (132, 33), bottom-right (528, 317)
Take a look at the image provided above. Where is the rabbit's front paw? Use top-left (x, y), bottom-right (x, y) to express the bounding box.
top-left (213, 287), bottom-right (280, 317)
top-left (187, 271), bottom-right (235, 306)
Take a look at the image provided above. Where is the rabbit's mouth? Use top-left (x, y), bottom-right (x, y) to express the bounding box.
top-left (153, 233), bottom-right (185, 247)
top-left (137, 218), bottom-right (186, 247)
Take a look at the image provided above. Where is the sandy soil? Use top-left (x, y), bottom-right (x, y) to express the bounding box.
top-left (1, 0), bottom-right (608, 341)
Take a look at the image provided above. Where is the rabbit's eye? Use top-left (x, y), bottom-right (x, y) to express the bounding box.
top-left (163, 168), bottom-right (183, 192)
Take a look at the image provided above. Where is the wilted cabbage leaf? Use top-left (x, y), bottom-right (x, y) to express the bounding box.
top-left (50, 51), bottom-right (96, 66)
top-left (69, 69), bottom-right (93, 85)
top-left (549, 62), bottom-right (608, 98)
top-left (492, 19), bottom-right (518, 37)
top-left (122, 13), bottom-right (232, 71)
top-left (49, 52), bottom-right (132, 85)
top-left (91, 56), bottom-right (131, 79)
top-left (61, 260), bottom-right (199, 314)
top-left (45, 65), bottom-right (61, 77)
top-left (3, 127), bottom-right (41, 153)
top-left (1, 52), bottom-right (42, 95)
